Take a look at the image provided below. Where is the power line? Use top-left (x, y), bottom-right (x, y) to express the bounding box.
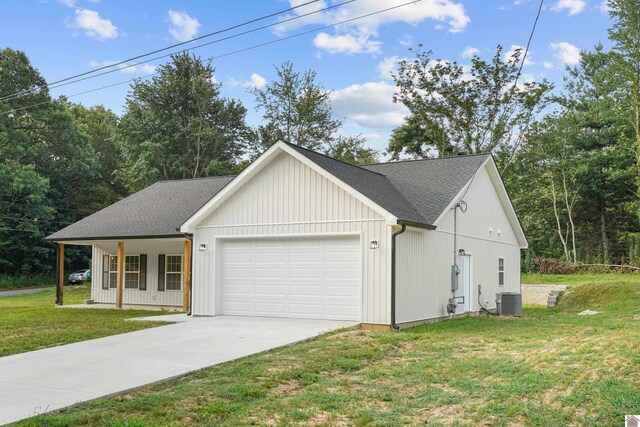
top-left (0, 0), bottom-right (322, 103)
top-left (16, 0), bottom-right (355, 96)
top-left (501, 0), bottom-right (545, 174)
top-left (4, 0), bottom-right (422, 117)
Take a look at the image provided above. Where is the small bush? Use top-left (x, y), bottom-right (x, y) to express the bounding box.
top-left (0, 273), bottom-right (56, 290)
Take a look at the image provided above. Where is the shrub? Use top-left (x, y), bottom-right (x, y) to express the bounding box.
top-left (0, 273), bottom-right (56, 290)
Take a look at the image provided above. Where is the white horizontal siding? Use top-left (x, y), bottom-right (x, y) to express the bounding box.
top-left (90, 239), bottom-right (186, 307)
top-left (396, 164), bottom-right (522, 323)
top-left (193, 152), bottom-right (391, 324)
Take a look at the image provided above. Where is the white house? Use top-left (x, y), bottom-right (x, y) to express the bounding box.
top-left (46, 141), bottom-right (527, 329)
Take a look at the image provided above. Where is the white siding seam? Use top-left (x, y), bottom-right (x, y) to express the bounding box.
top-left (435, 229), bottom-right (521, 247)
top-left (196, 218), bottom-right (385, 229)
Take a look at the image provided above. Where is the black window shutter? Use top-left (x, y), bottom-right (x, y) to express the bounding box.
top-left (102, 254), bottom-right (109, 290)
top-left (158, 254), bottom-right (165, 291)
top-left (139, 254), bottom-right (147, 290)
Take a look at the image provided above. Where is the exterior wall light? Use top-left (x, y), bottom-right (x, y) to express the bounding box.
top-left (199, 243), bottom-right (208, 252)
top-left (369, 240), bottom-right (379, 249)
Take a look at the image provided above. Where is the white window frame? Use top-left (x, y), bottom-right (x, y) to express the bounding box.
top-left (108, 254), bottom-right (141, 290)
top-left (164, 254), bottom-right (183, 292)
top-left (498, 258), bottom-right (505, 287)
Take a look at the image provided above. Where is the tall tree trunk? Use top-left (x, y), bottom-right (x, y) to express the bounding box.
top-left (550, 179), bottom-right (570, 261)
top-left (562, 172), bottom-right (578, 263)
top-left (600, 198), bottom-right (609, 264)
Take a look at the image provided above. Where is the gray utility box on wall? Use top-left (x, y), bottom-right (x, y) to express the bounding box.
top-left (496, 292), bottom-right (522, 316)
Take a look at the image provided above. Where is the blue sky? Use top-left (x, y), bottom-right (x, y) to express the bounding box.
top-left (1, 0), bottom-right (614, 153)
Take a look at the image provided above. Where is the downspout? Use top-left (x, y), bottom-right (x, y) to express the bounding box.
top-left (391, 224), bottom-right (407, 331)
top-left (185, 233), bottom-right (194, 316)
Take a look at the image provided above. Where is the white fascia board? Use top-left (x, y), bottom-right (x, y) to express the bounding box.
top-left (180, 141), bottom-right (398, 233)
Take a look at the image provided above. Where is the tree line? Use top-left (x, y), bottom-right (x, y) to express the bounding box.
top-left (0, 0), bottom-right (638, 276)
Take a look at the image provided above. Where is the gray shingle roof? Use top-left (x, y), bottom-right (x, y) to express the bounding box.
top-left (46, 145), bottom-right (490, 241)
top-left (288, 143), bottom-right (489, 226)
top-left (361, 154), bottom-right (490, 224)
top-left (45, 176), bottom-right (234, 241)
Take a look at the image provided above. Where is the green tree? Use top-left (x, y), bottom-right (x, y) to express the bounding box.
top-left (325, 135), bottom-right (378, 165)
top-left (0, 48), bottom-right (103, 273)
top-left (250, 61), bottom-right (341, 154)
top-left (606, 0), bottom-right (640, 171)
top-left (389, 45), bottom-right (551, 160)
top-left (118, 53), bottom-right (250, 192)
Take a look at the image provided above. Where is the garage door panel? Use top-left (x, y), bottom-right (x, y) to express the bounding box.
top-left (219, 236), bottom-right (361, 321)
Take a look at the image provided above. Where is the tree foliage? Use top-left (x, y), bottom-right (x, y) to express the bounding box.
top-left (389, 45), bottom-right (551, 160)
top-left (118, 53), bottom-right (250, 192)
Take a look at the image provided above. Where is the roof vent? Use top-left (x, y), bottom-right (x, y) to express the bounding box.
top-left (496, 292), bottom-right (522, 316)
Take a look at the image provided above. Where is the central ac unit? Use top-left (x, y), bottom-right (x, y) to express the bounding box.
top-left (496, 292), bottom-right (522, 316)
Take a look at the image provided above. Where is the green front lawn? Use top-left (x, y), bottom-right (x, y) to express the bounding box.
top-left (20, 275), bottom-right (640, 426)
top-left (0, 286), bottom-right (167, 357)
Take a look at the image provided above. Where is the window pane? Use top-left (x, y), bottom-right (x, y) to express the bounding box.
top-left (499, 272), bottom-right (504, 286)
top-left (109, 256), bottom-right (117, 272)
top-left (498, 258), bottom-right (504, 271)
top-left (166, 273), bottom-right (181, 291)
top-left (125, 272), bottom-right (139, 289)
top-left (166, 255), bottom-right (182, 273)
top-left (109, 272), bottom-right (117, 288)
top-left (125, 255), bottom-right (139, 272)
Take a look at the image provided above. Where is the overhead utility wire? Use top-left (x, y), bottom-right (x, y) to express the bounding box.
top-left (18, 0), bottom-right (355, 95)
top-left (0, 0), bottom-right (322, 103)
top-left (4, 0), bottom-right (422, 117)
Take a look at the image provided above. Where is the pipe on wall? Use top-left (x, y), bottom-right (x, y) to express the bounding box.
top-left (391, 223), bottom-right (407, 330)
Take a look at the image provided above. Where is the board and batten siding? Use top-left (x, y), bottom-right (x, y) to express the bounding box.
top-left (90, 239), bottom-right (186, 306)
top-left (192, 152), bottom-right (392, 324)
top-left (395, 165), bottom-right (522, 323)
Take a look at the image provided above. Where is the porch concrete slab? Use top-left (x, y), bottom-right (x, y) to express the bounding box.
top-left (0, 316), bottom-right (357, 425)
top-left (128, 313), bottom-right (190, 322)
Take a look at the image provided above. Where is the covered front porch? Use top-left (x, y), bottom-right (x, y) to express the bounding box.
top-left (55, 238), bottom-right (192, 312)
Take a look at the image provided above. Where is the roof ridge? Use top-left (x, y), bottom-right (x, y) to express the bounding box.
top-left (283, 141), bottom-right (388, 177)
top-left (154, 175), bottom-right (237, 184)
top-left (361, 152), bottom-right (490, 167)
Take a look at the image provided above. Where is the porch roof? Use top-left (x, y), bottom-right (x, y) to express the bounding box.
top-left (45, 176), bottom-right (234, 242)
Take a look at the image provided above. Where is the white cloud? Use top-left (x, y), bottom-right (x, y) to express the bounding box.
top-left (599, 0), bottom-right (612, 12)
top-left (275, 0), bottom-right (469, 55)
top-left (378, 56), bottom-right (405, 80)
top-left (550, 42), bottom-right (581, 65)
top-left (68, 9), bottom-right (118, 40)
top-left (313, 32), bottom-right (381, 55)
top-left (330, 81), bottom-right (408, 129)
top-left (551, 0), bottom-right (586, 15)
top-left (399, 34), bottom-right (413, 47)
top-left (543, 61), bottom-right (554, 69)
top-left (58, 0), bottom-right (77, 6)
top-left (505, 44), bottom-right (534, 66)
top-left (89, 59), bottom-right (156, 74)
top-left (168, 10), bottom-right (200, 42)
top-left (244, 73), bottom-right (267, 89)
top-left (461, 46), bottom-right (479, 59)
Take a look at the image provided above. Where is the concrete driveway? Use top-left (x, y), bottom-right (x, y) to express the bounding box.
top-left (0, 315), bottom-right (357, 425)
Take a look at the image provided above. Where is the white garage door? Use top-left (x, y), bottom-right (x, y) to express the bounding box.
top-left (218, 236), bottom-right (361, 321)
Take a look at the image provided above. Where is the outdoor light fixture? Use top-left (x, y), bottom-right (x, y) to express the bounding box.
top-left (369, 240), bottom-right (379, 249)
top-left (458, 248), bottom-right (466, 256)
top-left (199, 243), bottom-right (208, 252)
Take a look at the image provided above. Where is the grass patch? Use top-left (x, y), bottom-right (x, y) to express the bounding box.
top-left (18, 276), bottom-right (640, 426)
top-left (0, 273), bottom-right (56, 290)
top-left (0, 286), bottom-right (167, 357)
